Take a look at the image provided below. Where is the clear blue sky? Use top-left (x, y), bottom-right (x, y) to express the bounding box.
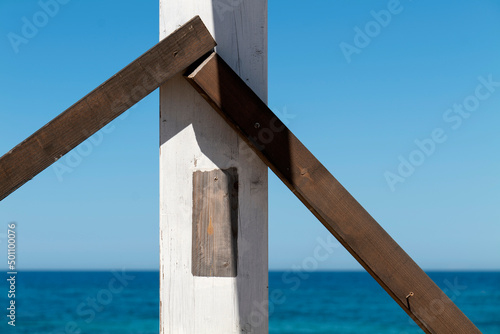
top-left (1, 0), bottom-right (499, 271)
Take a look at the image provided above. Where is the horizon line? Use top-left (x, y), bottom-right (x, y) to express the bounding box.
top-left (5, 268), bottom-right (500, 272)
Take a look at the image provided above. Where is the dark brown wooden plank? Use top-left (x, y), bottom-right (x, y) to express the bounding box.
top-left (192, 168), bottom-right (238, 277)
top-left (185, 52), bottom-right (481, 334)
top-left (0, 16), bottom-right (215, 201)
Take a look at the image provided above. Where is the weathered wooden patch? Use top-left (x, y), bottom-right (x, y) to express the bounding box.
top-left (192, 168), bottom-right (238, 277)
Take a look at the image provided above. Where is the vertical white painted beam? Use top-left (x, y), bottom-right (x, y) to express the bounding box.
top-left (159, 1), bottom-right (268, 333)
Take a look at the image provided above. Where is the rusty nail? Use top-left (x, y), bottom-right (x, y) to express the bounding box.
top-left (405, 292), bottom-right (414, 310)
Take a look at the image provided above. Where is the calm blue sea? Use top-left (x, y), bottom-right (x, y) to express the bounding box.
top-left (0, 271), bottom-right (498, 333)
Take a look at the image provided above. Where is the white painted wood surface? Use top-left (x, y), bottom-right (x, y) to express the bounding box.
top-left (159, 1), bottom-right (268, 333)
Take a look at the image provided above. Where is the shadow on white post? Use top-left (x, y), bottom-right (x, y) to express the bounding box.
top-left (159, 0), bottom-right (268, 333)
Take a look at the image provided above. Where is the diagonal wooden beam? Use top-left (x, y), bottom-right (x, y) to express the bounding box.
top-left (184, 52), bottom-right (481, 334)
top-left (0, 16), bottom-right (215, 201)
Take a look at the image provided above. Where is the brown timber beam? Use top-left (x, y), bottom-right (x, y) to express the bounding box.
top-left (184, 52), bottom-right (481, 334)
top-left (0, 16), bottom-right (215, 201)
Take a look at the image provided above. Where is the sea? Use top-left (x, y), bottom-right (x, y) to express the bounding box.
top-left (0, 271), bottom-right (498, 333)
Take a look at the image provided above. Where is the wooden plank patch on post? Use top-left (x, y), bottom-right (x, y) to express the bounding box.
top-left (0, 16), bottom-right (215, 201)
top-left (192, 168), bottom-right (238, 277)
top-left (185, 52), bottom-right (481, 334)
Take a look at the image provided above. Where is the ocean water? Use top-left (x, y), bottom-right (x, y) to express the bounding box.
top-left (268, 271), bottom-right (500, 334)
top-left (0, 271), bottom-right (498, 333)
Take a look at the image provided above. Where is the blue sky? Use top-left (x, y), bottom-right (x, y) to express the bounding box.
top-left (0, 0), bottom-right (499, 271)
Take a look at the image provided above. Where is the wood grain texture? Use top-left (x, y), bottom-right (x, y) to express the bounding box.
top-left (160, 2), bottom-right (268, 333)
top-left (0, 16), bottom-right (215, 201)
top-left (185, 52), bottom-right (481, 334)
top-left (192, 168), bottom-right (238, 277)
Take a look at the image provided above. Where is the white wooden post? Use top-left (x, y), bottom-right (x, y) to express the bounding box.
top-left (159, 1), bottom-right (268, 333)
